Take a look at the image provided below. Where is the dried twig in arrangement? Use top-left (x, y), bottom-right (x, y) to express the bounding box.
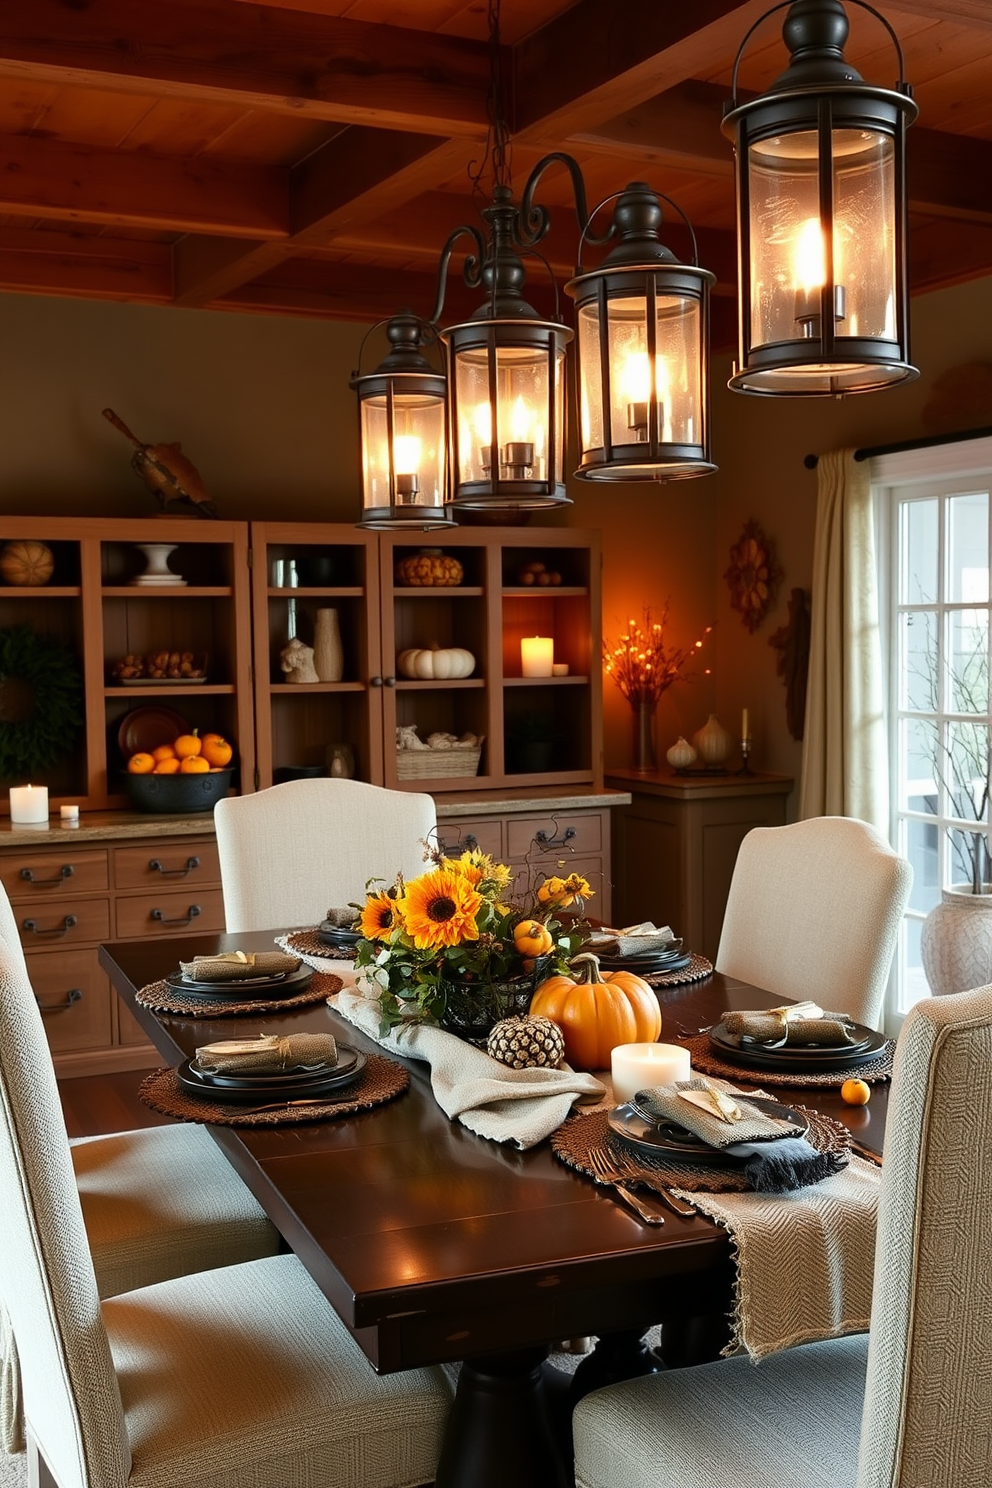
top-left (603, 604), bottom-right (712, 706)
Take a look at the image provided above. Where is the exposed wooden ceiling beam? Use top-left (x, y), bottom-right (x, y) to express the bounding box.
top-left (0, 0), bottom-right (491, 135)
top-left (513, 0), bottom-right (768, 141)
top-left (0, 226), bottom-right (173, 301)
top-left (886, 0), bottom-right (992, 25)
top-left (0, 132), bottom-right (288, 237)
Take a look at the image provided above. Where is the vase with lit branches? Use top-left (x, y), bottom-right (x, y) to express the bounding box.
top-left (604, 604), bottom-right (712, 771)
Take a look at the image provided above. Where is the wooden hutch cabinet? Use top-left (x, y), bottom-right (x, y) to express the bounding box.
top-left (1, 517), bottom-right (622, 1075)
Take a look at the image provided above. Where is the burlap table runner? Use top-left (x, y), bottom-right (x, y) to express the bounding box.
top-left (135, 969), bottom-right (342, 1017)
top-left (553, 1102), bottom-right (879, 1360)
top-left (138, 1051), bottom-right (408, 1126)
top-left (682, 1031), bottom-right (894, 1087)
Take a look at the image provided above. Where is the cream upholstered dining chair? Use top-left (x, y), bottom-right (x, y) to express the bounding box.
top-left (573, 982), bottom-right (992, 1488)
top-left (0, 882), bottom-right (282, 1456)
top-left (0, 931), bottom-right (451, 1488)
top-left (214, 776), bottom-right (437, 931)
top-left (715, 816), bottom-right (913, 1029)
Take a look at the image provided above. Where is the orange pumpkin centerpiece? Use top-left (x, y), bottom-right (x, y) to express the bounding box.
top-left (530, 951), bottom-right (661, 1072)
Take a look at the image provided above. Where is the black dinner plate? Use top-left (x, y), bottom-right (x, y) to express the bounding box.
top-left (190, 1042), bottom-right (361, 1087)
top-left (165, 963), bottom-right (314, 998)
top-left (596, 948), bottom-right (693, 974)
top-left (177, 1046), bottom-right (366, 1104)
top-left (317, 922), bottom-right (362, 949)
top-left (708, 1020), bottom-right (887, 1073)
top-left (607, 1096), bottom-right (809, 1165)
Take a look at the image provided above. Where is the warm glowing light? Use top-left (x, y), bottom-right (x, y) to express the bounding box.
top-left (793, 218), bottom-right (826, 292)
top-left (472, 402), bottom-right (493, 445)
top-left (509, 395), bottom-right (533, 442)
top-left (392, 434), bottom-right (421, 474)
top-left (618, 351), bottom-right (670, 404)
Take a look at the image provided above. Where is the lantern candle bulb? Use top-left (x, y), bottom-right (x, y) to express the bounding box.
top-left (521, 637), bottom-right (555, 678)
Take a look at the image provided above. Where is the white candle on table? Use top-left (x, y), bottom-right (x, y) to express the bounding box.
top-left (611, 1042), bottom-right (691, 1104)
top-left (521, 636), bottom-right (554, 677)
top-left (9, 785), bottom-right (49, 824)
top-left (742, 706), bottom-right (749, 738)
top-left (60, 804), bottom-right (80, 823)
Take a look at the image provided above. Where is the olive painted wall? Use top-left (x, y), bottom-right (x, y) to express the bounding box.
top-left (2, 278), bottom-right (991, 801)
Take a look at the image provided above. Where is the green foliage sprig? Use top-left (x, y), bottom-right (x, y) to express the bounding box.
top-left (0, 625), bottom-right (84, 779)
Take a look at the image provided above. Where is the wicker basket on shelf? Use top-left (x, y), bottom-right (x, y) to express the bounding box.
top-left (395, 745), bottom-right (482, 780)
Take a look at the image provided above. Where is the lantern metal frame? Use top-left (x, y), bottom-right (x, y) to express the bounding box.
top-left (723, 0), bottom-right (919, 397)
top-left (350, 312), bottom-right (454, 531)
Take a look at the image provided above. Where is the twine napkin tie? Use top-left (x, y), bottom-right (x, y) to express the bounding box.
top-left (722, 1001), bottom-right (857, 1047)
top-left (195, 1032), bottom-right (338, 1074)
top-left (586, 921), bottom-right (677, 957)
top-left (633, 1077), bottom-right (847, 1193)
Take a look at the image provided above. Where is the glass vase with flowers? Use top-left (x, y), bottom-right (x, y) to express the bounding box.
top-left (603, 602), bottom-right (713, 771)
top-left (354, 842), bottom-right (591, 1043)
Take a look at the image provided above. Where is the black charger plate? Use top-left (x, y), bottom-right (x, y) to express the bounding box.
top-left (608, 1096), bottom-right (808, 1165)
top-left (165, 963), bottom-right (314, 998)
top-left (708, 1020), bottom-right (887, 1073)
top-left (178, 1046), bottom-right (366, 1104)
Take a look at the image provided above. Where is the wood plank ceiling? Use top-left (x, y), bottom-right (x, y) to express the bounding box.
top-left (1, 0), bottom-right (990, 348)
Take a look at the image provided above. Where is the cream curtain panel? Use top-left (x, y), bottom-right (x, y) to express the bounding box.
top-left (799, 449), bottom-right (889, 833)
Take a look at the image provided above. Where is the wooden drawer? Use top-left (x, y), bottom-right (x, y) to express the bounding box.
top-left (506, 811), bottom-right (603, 862)
top-left (434, 819), bottom-right (503, 859)
top-left (115, 887), bottom-right (226, 939)
top-left (117, 1000), bottom-right (155, 1048)
top-left (13, 896), bottom-right (111, 950)
top-left (113, 840), bottom-right (221, 889)
top-left (30, 948), bottom-right (113, 1054)
top-left (0, 849), bottom-right (109, 901)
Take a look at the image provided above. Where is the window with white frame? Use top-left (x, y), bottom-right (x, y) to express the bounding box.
top-left (875, 436), bottom-right (992, 1018)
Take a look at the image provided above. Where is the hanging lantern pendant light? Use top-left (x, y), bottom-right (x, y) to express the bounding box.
top-left (724, 0), bottom-right (918, 397)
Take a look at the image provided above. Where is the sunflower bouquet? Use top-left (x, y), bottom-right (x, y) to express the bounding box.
top-left (354, 844), bottom-right (591, 1038)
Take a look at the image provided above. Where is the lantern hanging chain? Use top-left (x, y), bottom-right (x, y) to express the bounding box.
top-left (468, 0), bottom-right (513, 211)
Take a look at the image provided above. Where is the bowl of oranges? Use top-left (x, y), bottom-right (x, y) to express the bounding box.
top-left (124, 729), bottom-right (235, 813)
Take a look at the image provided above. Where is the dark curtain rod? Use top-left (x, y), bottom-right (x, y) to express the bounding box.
top-left (804, 425), bottom-right (992, 470)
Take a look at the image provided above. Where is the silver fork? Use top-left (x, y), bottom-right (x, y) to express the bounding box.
top-left (587, 1149), bottom-right (665, 1225)
top-left (603, 1146), bottom-right (699, 1219)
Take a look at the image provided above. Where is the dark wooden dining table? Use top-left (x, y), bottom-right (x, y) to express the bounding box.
top-left (98, 930), bottom-right (889, 1488)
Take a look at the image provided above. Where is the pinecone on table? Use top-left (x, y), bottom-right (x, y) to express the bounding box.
top-left (486, 1015), bottom-right (565, 1070)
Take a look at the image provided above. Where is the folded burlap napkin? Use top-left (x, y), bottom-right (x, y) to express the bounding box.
top-left (722, 1002), bottom-right (857, 1047)
top-left (324, 907), bottom-right (359, 929)
top-left (587, 922), bottom-right (677, 957)
top-left (633, 1077), bottom-right (846, 1193)
top-left (180, 951), bottom-right (301, 983)
top-left (195, 1032), bottom-right (338, 1073)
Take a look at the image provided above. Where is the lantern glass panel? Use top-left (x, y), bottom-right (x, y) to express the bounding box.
top-left (453, 341), bottom-right (565, 487)
top-left (747, 125), bottom-right (896, 366)
top-left (360, 392), bottom-right (445, 513)
top-left (576, 304), bottom-right (604, 455)
top-left (606, 294), bottom-right (702, 449)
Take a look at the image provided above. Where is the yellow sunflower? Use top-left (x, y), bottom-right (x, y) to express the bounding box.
top-left (360, 889), bottom-right (402, 942)
top-left (398, 866), bottom-right (483, 950)
top-left (443, 850), bottom-right (513, 893)
top-left (537, 872), bottom-right (593, 908)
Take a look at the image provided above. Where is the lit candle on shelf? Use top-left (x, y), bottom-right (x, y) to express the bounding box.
top-left (611, 1042), bottom-right (691, 1104)
top-left (9, 785), bottom-right (49, 824)
top-left (520, 637), bottom-right (554, 677)
top-left (742, 707), bottom-right (749, 739)
top-left (60, 804), bottom-right (80, 824)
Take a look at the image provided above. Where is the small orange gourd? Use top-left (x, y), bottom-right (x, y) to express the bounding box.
top-left (174, 730), bottom-right (202, 759)
top-left (200, 732), bottom-right (233, 768)
top-left (529, 952), bottom-right (661, 1072)
top-left (513, 920), bottom-right (554, 958)
top-left (179, 754), bottom-right (210, 774)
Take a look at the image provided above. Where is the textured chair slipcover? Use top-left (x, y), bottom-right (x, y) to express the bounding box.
top-left (0, 887), bottom-right (278, 1456)
top-left (574, 984), bottom-right (992, 1488)
top-left (214, 777), bottom-right (437, 932)
top-left (0, 934), bottom-right (450, 1488)
top-left (716, 816), bottom-right (913, 1029)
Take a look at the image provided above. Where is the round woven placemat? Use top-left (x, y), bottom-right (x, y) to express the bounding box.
top-left (681, 1032), bottom-right (894, 1087)
top-left (643, 952), bottom-right (713, 988)
top-left (283, 927), bottom-right (357, 961)
top-left (552, 1102), bottom-right (851, 1195)
top-left (138, 1050), bottom-right (408, 1127)
top-left (135, 969), bottom-right (342, 1018)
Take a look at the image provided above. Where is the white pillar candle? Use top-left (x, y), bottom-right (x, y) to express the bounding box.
top-left (742, 706), bottom-right (749, 738)
top-left (521, 636), bottom-right (554, 677)
top-left (9, 785), bottom-right (49, 824)
top-left (60, 804), bottom-right (80, 823)
top-left (611, 1042), bottom-right (691, 1104)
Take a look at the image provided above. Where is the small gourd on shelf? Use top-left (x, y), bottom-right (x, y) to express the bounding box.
top-left (394, 549), bottom-right (464, 587)
top-left (396, 645), bottom-right (475, 680)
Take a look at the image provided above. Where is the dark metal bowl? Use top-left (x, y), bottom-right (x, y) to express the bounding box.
top-left (122, 767), bottom-right (234, 814)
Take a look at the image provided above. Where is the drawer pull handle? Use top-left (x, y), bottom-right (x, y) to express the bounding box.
top-left (35, 988), bottom-right (83, 1014)
top-left (19, 864), bottom-right (74, 887)
top-left (150, 904), bottom-right (201, 926)
top-left (22, 915), bottom-right (78, 938)
top-left (534, 826), bottom-right (577, 852)
top-left (148, 856), bottom-right (201, 878)
top-left (438, 832), bottom-right (479, 855)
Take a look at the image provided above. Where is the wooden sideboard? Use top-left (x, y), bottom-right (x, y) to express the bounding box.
top-left (3, 786), bottom-right (628, 1078)
top-left (605, 769), bottom-right (794, 962)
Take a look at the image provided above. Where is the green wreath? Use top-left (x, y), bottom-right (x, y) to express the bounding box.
top-left (0, 625), bottom-right (84, 780)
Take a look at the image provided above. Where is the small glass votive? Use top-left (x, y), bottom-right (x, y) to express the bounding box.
top-left (551, 662), bottom-right (569, 676)
top-left (60, 804), bottom-right (80, 823)
top-left (611, 1042), bottom-right (691, 1104)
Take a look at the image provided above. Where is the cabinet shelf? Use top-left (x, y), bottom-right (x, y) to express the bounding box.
top-left (396, 678), bottom-right (485, 690)
top-left (266, 586), bottom-right (364, 599)
top-left (504, 675), bottom-right (589, 687)
top-left (269, 682), bottom-right (367, 694)
top-left (2, 585), bottom-right (82, 599)
top-left (101, 586), bottom-right (233, 599)
top-left (105, 684), bottom-right (236, 698)
top-left (502, 586), bottom-right (588, 598)
top-left (392, 586), bottom-right (485, 599)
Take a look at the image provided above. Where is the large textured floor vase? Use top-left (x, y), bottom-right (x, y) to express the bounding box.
top-left (920, 886), bottom-right (992, 996)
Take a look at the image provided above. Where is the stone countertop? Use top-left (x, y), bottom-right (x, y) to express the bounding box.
top-left (0, 788), bottom-right (632, 849)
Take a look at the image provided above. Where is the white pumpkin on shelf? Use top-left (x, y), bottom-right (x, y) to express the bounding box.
top-left (397, 644), bottom-right (475, 680)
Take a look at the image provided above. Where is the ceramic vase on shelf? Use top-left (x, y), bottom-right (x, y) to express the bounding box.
top-left (132, 543), bottom-right (185, 586)
top-left (920, 886), bottom-right (992, 996)
top-left (666, 736), bottom-right (697, 771)
top-left (313, 607), bottom-right (344, 683)
top-left (631, 701), bottom-right (658, 772)
top-left (693, 713), bottom-right (732, 768)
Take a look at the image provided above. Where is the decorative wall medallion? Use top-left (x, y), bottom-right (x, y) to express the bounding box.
top-left (724, 519), bottom-right (783, 633)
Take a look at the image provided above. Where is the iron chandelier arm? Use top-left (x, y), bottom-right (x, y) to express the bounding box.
top-left (728, 0), bottom-right (910, 107)
top-left (429, 223), bottom-right (488, 327)
top-left (516, 151), bottom-right (615, 251)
